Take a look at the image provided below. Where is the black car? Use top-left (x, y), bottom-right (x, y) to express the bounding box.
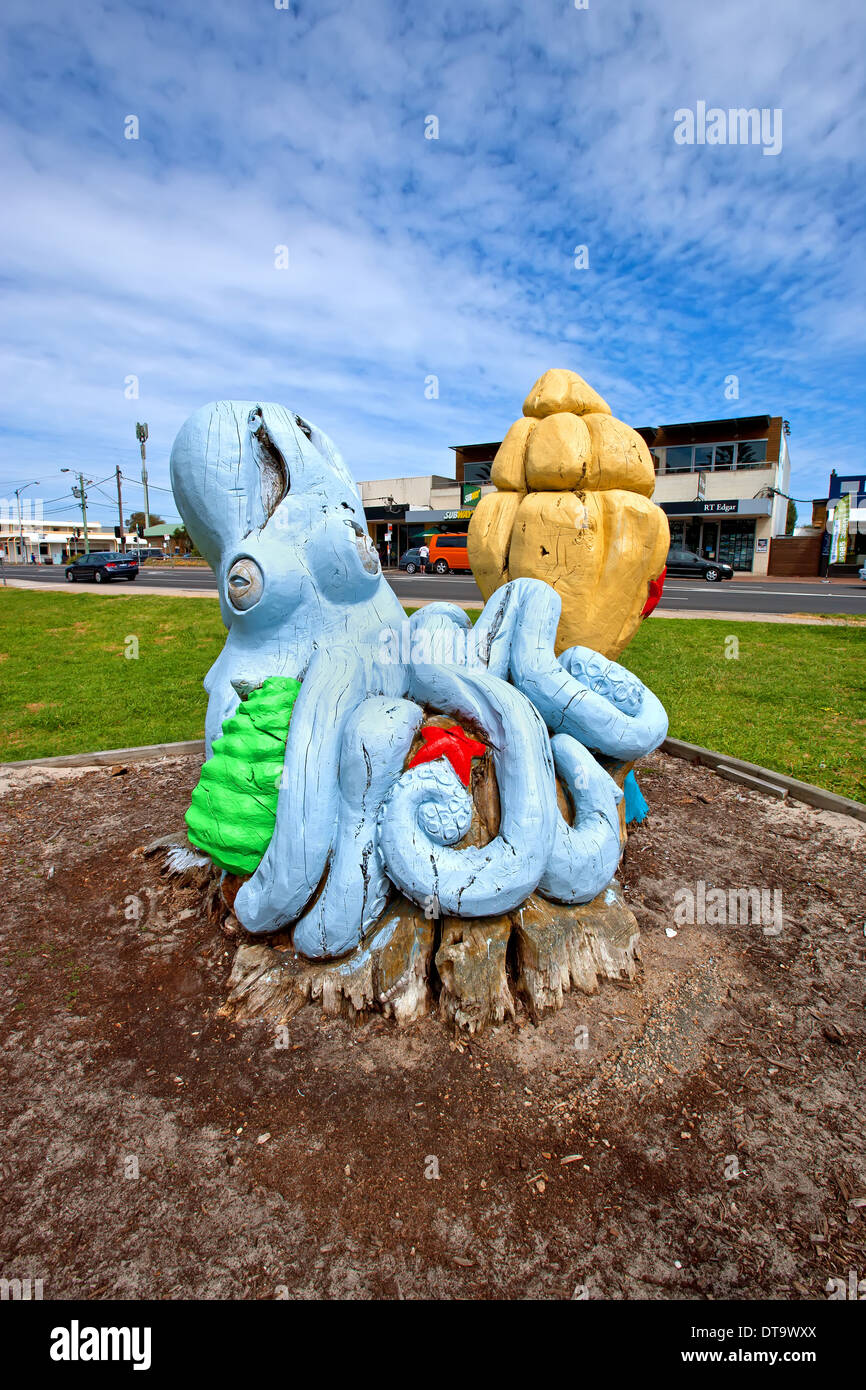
top-left (665, 547), bottom-right (734, 583)
top-left (65, 552), bottom-right (139, 583)
top-left (399, 547), bottom-right (426, 574)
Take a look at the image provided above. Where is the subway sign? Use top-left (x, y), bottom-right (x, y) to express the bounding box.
top-left (461, 484), bottom-right (482, 508)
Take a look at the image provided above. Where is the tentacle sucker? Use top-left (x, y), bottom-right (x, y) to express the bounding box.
top-left (507, 582), bottom-right (668, 759)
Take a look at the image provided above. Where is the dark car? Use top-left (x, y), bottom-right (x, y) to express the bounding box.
top-left (665, 547), bottom-right (734, 583)
top-left (65, 552), bottom-right (139, 584)
top-left (399, 547), bottom-right (426, 574)
top-left (129, 547), bottom-right (165, 562)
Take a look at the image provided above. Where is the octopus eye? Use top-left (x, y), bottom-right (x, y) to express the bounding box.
top-left (227, 557), bottom-right (264, 611)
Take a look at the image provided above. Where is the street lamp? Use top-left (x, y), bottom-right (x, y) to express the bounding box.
top-left (13, 481), bottom-right (40, 564)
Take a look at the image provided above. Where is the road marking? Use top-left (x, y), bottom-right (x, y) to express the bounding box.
top-left (666, 585), bottom-right (865, 601)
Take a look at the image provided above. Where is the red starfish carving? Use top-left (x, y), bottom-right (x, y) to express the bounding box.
top-left (407, 724), bottom-right (487, 786)
top-left (641, 566), bottom-right (666, 618)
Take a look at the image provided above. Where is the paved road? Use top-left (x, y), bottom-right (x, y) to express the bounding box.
top-left (394, 574), bottom-right (866, 615)
top-left (658, 578), bottom-right (866, 616)
top-left (5, 565), bottom-right (865, 616)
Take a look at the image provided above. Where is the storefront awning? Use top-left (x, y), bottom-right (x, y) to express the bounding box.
top-left (143, 523), bottom-right (185, 537)
top-left (363, 504), bottom-right (408, 521)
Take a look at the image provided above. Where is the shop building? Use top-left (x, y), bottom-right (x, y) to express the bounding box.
top-left (823, 471), bottom-right (866, 572)
top-left (357, 450), bottom-right (498, 563)
top-left (0, 515), bottom-right (138, 564)
top-left (358, 474), bottom-right (464, 564)
top-left (637, 415), bottom-right (791, 573)
top-left (358, 415), bottom-right (791, 574)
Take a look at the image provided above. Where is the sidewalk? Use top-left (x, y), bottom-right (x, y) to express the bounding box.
top-left (0, 578), bottom-right (213, 599)
top-left (730, 572), bottom-right (861, 585)
top-left (648, 609), bottom-right (861, 626)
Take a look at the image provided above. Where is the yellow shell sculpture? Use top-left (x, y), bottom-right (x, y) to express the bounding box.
top-left (467, 368), bottom-right (670, 659)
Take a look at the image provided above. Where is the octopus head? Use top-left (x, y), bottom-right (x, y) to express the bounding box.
top-left (170, 400), bottom-right (403, 745)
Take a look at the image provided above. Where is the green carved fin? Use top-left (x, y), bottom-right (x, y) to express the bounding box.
top-left (185, 676), bottom-right (301, 877)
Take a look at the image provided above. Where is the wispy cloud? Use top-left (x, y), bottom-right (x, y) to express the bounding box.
top-left (1, 0), bottom-right (864, 522)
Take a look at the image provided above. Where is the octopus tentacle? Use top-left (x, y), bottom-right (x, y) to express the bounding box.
top-left (507, 581), bottom-right (668, 760)
top-left (379, 664), bottom-right (557, 916)
top-left (292, 696), bottom-right (424, 959)
top-left (405, 604), bottom-right (473, 668)
top-left (471, 581), bottom-right (525, 679)
top-left (233, 647), bottom-right (370, 934)
top-left (538, 734), bottom-right (624, 904)
top-left (558, 646), bottom-right (644, 716)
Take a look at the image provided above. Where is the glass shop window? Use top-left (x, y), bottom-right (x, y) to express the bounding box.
top-left (713, 444), bottom-right (735, 470)
top-left (735, 440), bottom-right (768, 466)
top-left (718, 520), bottom-right (755, 570)
top-left (463, 460), bottom-right (493, 484)
top-left (665, 446), bottom-right (693, 472)
top-left (694, 446), bottom-right (714, 470)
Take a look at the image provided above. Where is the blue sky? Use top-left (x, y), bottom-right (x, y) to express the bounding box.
top-left (1, 0), bottom-right (864, 526)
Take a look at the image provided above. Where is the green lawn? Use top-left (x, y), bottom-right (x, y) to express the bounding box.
top-left (1, 591), bottom-right (863, 802)
top-left (0, 590), bottom-right (224, 760)
top-left (622, 618), bottom-right (866, 803)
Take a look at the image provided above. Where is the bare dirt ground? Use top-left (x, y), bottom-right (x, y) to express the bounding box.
top-left (0, 751), bottom-right (864, 1301)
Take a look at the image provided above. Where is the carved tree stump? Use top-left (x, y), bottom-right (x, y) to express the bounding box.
top-left (512, 882), bottom-right (640, 1022)
top-left (436, 915), bottom-right (515, 1034)
top-left (219, 878), bottom-right (639, 1035)
top-left (222, 894), bottom-right (435, 1027)
top-left (159, 734), bottom-right (643, 1036)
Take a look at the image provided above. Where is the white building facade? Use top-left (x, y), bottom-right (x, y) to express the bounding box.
top-left (640, 415), bottom-right (791, 574)
top-left (0, 508), bottom-right (138, 564)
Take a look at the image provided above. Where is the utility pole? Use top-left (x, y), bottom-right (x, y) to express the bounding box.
top-left (61, 470), bottom-right (91, 554)
top-left (76, 475), bottom-right (90, 554)
top-left (115, 466), bottom-right (125, 552)
top-left (136, 422), bottom-right (150, 532)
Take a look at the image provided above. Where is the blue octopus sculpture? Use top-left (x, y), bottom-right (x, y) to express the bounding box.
top-left (170, 401), bottom-right (668, 961)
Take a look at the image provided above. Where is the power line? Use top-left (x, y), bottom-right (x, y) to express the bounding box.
top-left (755, 485), bottom-right (819, 506)
top-left (31, 493), bottom-right (74, 508)
top-left (91, 484), bottom-right (122, 506)
top-left (1, 472), bottom-right (74, 492)
top-left (119, 472), bottom-right (175, 493)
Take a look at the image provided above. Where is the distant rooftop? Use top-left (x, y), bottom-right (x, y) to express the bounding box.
top-left (636, 415), bottom-right (775, 445)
